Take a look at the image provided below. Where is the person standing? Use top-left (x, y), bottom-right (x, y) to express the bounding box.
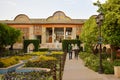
top-left (74, 44), bottom-right (79, 59)
top-left (68, 44), bottom-right (72, 59)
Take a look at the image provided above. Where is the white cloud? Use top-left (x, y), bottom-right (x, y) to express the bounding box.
top-left (0, 0), bottom-right (16, 6)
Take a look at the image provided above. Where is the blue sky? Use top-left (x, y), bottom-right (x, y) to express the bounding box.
top-left (0, 0), bottom-right (106, 20)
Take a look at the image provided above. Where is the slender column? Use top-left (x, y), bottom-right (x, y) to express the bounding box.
top-left (29, 26), bottom-right (34, 39)
top-left (72, 27), bottom-right (76, 39)
top-left (42, 27), bottom-right (46, 44)
top-left (52, 27), bottom-right (55, 43)
top-left (64, 27), bottom-right (66, 39)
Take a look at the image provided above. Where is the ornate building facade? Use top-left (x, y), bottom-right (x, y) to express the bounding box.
top-left (0, 11), bottom-right (86, 49)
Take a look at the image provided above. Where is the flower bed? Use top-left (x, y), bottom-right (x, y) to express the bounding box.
top-left (0, 55), bottom-right (32, 68)
top-left (1, 71), bottom-right (52, 80)
top-left (25, 55), bottom-right (56, 69)
top-left (0, 51), bottom-right (64, 80)
top-left (29, 51), bottom-right (63, 56)
top-left (25, 51), bottom-right (64, 80)
top-left (0, 61), bottom-right (24, 74)
top-left (0, 55), bottom-right (32, 74)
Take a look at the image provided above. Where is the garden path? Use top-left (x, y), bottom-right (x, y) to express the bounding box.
top-left (62, 53), bottom-right (120, 80)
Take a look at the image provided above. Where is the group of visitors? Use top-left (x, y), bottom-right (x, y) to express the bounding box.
top-left (68, 44), bottom-right (79, 60)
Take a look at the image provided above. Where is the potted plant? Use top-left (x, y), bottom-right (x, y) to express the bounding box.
top-left (114, 60), bottom-right (120, 78)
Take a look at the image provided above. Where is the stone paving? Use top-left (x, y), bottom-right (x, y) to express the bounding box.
top-left (62, 53), bottom-right (120, 80)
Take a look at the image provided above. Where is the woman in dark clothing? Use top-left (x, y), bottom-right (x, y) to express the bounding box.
top-left (68, 44), bottom-right (72, 59)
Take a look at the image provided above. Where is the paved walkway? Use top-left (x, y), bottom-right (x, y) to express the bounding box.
top-left (62, 53), bottom-right (120, 80)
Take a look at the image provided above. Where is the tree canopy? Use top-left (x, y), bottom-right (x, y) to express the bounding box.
top-left (93, 0), bottom-right (120, 60)
top-left (80, 16), bottom-right (98, 53)
top-left (0, 23), bottom-right (21, 50)
top-left (96, 0), bottom-right (120, 47)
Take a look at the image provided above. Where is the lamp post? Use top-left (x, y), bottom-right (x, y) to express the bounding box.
top-left (96, 12), bottom-right (104, 74)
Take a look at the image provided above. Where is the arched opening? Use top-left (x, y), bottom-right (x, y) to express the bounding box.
top-left (27, 43), bottom-right (35, 53)
top-left (23, 40), bottom-right (39, 53)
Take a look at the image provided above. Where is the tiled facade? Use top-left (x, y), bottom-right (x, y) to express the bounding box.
top-left (0, 11), bottom-right (86, 49)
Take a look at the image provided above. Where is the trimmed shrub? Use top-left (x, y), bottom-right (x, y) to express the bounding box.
top-left (39, 48), bottom-right (49, 51)
top-left (23, 39), bottom-right (40, 53)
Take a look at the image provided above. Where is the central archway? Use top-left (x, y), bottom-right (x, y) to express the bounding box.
top-left (23, 39), bottom-right (39, 53)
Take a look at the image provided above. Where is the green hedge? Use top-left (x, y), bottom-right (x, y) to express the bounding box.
top-left (23, 39), bottom-right (40, 53)
top-left (39, 48), bottom-right (49, 52)
top-left (62, 39), bottom-right (81, 52)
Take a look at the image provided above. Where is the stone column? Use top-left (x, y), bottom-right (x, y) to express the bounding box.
top-left (29, 26), bottom-right (34, 39)
top-left (64, 27), bottom-right (66, 39)
top-left (52, 27), bottom-right (55, 43)
top-left (42, 27), bottom-right (46, 44)
top-left (72, 27), bottom-right (76, 39)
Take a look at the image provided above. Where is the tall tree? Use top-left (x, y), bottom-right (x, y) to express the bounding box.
top-left (80, 16), bottom-right (98, 53)
top-left (0, 23), bottom-right (10, 49)
top-left (95, 0), bottom-right (120, 60)
top-left (0, 23), bottom-right (21, 50)
top-left (9, 27), bottom-right (21, 50)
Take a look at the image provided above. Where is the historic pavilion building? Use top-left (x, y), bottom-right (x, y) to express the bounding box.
top-left (0, 11), bottom-right (86, 49)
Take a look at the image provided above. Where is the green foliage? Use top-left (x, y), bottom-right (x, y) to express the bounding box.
top-left (50, 51), bottom-right (63, 61)
top-left (62, 39), bottom-right (81, 51)
top-left (36, 55), bottom-right (57, 61)
top-left (113, 60), bottom-right (120, 66)
top-left (0, 23), bottom-right (21, 50)
top-left (39, 48), bottom-right (49, 51)
top-left (2, 71), bottom-right (52, 80)
top-left (93, 0), bottom-right (120, 61)
top-left (30, 51), bottom-right (47, 55)
top-left (25, 60), bottom-right (55, 69)
top-left (25, 51), bottom-right (63, 69)
top-left (52, 51), bottom-right (63, 55)
top-left (30, 51), bottom-right (63, 57)
top-left (101, 53), bottom-right (110, 59)
top-left (0, 50), bottom-right (24, 57)
top-left (80, 16), bottom-right (98, 52)
top-left (25, 55), bottom-right (56, 69)
top-left (94, 0), bottom-right (120, 47)
top-left (103, 60), bottom-right (114, 74)
top-left (79, 52), bottom-right (115, 74)
top-left (80, 52), bottom-right (99, 72)
top-left (80, 53), bottom-right (99, 71)
top-left (0, 62), bottom-right (4, 68)
top-left (103, 12), bottom-right (120, 46)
